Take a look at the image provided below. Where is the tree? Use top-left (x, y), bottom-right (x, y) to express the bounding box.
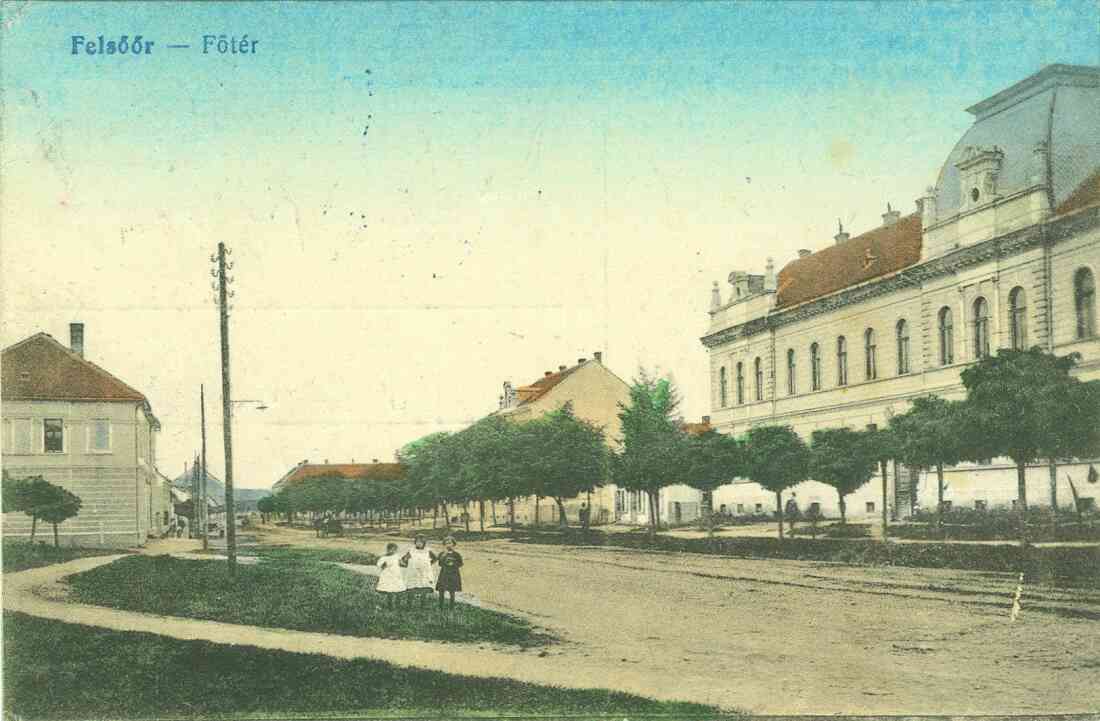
top-left (523, 404), bottom-right (608, 527)
top-left (37, 484), bottom-right (83, 547)
top-left (399, 431), bottom-right (459, 528)
top-left (612, 370), bottom-right (691, 535)
top-left (863, 425), bottom-right (899, 540)
top-left (742, 425), bottom-right (810, 540)
top-left (684, 430), bottom-right (742, 537)
top-left (888, 395), bottom-right (966, 533)
top-left (960, 348), bottom-right (1100, 543)
top-left (810, 428), bottom-right (877, 525)
top-left (257, 495), bottom-right (275, 523)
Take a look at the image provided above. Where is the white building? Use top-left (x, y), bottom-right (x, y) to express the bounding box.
top-left (2, 324), bottom-right (169, 546)
top-left (702, 65), bottom-right (1100, 520)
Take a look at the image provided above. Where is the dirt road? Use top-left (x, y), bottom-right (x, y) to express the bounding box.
top-left (258, 525), bottom-right (1100, 715)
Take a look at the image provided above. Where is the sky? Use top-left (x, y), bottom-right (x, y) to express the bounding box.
top-left (2, 1), bottom-right (1097, 488)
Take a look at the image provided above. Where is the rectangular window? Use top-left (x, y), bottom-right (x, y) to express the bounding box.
top-left (866, 502), bottom-right (875, 513)
top-left (941, 500), bottom-right (953, 511)
top-left (736, 503), bottom-right (744, 514)
top-left (754, 503), bottom-right (763, 513)
top-left (89, 419), bottom-right (111, 453)
top-left (44, 419), bottom-right (64, 453)
top-left (12, 419), bottom-right (33, 453)
top-left (974, 500), bottom-right (987, 511)
top-left (809, 502), bottom-right (821, 514)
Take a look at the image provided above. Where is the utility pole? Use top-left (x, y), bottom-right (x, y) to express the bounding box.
top-left (213, 242), bottom-right (238, 575)
top-left (200, 383), bottom-right (209, 552)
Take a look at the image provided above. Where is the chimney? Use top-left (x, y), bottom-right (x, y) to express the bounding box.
top-left (797, 249), bottom-right (812, 259)
top-left (834, 219), bottom-right (849, 245)
top-left (882, 202), bottom-right (900, 226)
top-left (372, 458), bottom-right (379, 463)
top-left (702, 415), bottom-right (711, 424)
top-left (544, 371), bottom-right (553, 377)
top-left (710, 281), bottom-right (722, 311)
top-left (70, 322), bottom-right (85, 358)
top-left (593, 351), bottom-right (602, 364)
top-left (324, 458), bottom-right (329, 464)
top-left (764, 257), bottom-right (776, 291)
top-left (558, 365), bottom-right (567, 372)
top-left (920, 186), bottom-right (938, 229)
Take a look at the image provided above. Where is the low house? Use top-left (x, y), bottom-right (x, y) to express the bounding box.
top-left (2, 325), bottom-right (162, 547)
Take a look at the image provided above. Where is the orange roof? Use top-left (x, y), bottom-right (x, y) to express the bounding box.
top-left (1055, 168), bottom-right (1100, 216)
top-left (775, 213), bottom-right (923, 309)
top-left (2, 333), bottom-right (148, 403)
top-left (681, 420), bottom-right (713, 436)
top-left (515, 362), bottom-right (584, 406)
top-left (282, 462), bottom-right (405, 485)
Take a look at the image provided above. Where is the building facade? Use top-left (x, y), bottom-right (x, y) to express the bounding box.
top-left (2, 325), bottom-right (168, 546)
top-left (702, 65), bottom-right (1100, 520)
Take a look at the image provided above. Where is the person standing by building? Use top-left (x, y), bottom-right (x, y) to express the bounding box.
top-left (579, 502), bottom-right (591, 534)
top-left (785, 493), bottom-right (801, 534)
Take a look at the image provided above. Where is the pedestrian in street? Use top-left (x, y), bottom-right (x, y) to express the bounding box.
top-left (785, 493), bottom-right (801, 533)
top-left (579, 502), bottom-right (591, 534)
top-left (435, 536), bottom-right (463, 610)
top-left (376, 542), bottom-right (407, 609)
top-left (176, 516), bottom-right (186, 538)
top-left (401, 534), bottom-right (437, 607)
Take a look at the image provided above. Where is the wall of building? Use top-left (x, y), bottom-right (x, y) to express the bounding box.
top-left (1, 400), bottom-right (157, 547)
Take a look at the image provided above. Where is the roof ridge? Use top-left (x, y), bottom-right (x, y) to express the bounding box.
top-left (2, 331), bottom-right (149, 403)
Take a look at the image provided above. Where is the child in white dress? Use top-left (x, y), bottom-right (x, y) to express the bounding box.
top-left (376, 542), bottom-right (407, 608)
top-left (401, 534), bottom-right (437, 607)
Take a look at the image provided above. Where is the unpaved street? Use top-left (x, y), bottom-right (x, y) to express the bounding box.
top-left (260, 525), bottom-right (1100, 715)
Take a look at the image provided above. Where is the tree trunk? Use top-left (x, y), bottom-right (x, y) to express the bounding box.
top-left (775, 492), bottom-right (784, 541)
top-left (53, 522), bottom-right (60, 548)
top-left (442, 502), bottom-right (451, 529)
top-left (478, 499), bottom-right (485, 532)
top-left (463, 502), bottom-right (471, 532)
top-left (648, 491), bottom-right (660, 536)
top-left (1016, 460), bottom-right (1028, 546)
top-left (508, 497), bottom-right (516, 533)
top-left (432, 504), bottom-right (439, 529)
top-left (936, 462), bottom-right (945, 537)
top-left (30, 514), bottom-right (37, 543)
top-left (535, 496), bottom-right (541, 527)
top-left (704, 489), bottom-right (715, 539)
top-left (838, 493), bottom-right (847, 525)
top-left (491, 500), bottom-right (497, 526)
top-left (1048, 459), bottom-right (1059, 512)
top-left (880, 459), bottom-right (889, 541)
top-left (555, 497), bottom-right (568, 527)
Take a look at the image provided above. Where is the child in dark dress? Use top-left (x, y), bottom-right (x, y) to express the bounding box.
top-left (435, 536), bottom-right (463, 609)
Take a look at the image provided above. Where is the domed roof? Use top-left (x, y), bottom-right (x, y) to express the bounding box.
top-left (933, 65), bottom-right (1100, 221)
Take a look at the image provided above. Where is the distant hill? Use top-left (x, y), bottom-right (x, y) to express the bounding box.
top-left (171, 469), bottom-right (272, 511)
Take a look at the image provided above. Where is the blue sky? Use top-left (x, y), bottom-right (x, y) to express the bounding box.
top-left (2, 1), bottom-right (1097, 485)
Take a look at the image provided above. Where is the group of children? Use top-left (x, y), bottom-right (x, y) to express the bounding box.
top-left (375, 534), bottom-right (464, 609)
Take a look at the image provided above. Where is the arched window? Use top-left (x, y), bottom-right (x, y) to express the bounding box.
top-left (973, 297), bottom-right (990, 359)
top-left (736, 362), bottom-right (744, 405)
top-left (836, 336), bottom-right (848, 386)
top-left (864, 328), bottom-right (877, 380)
top-left (1008, 286), bottom-right (1027, 351)
top-left (754, 357), bottom-right (764, 401)
top-left (938, 306), bottom-right (954, 366)
top-left (786, 349), bottom-right (796, 396)
top-left (896, 320), bottom-right (910, 374)
top-left (1076, 268), bottom-right (1096, 339)
top-left (810, 342), bottom-right (821, 391)
top-left (719, 367), bottom-right (728, 408)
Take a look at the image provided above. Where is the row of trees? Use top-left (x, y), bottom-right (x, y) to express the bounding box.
top-left (2, 471), bottom-right (83, 547)
top-left (262, 348), bottom-right (1100, 544)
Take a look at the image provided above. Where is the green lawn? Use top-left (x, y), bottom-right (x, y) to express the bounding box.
top-left (242, 543), bottom-right (381, 565)
top-left (65, 555), bottom-right (553, 646)
top-left (2, 540), bottom-right (119, 573)
top-left (3, 612), bottom-right (728, 720)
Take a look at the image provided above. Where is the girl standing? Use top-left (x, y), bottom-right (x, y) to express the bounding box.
top-left (401, 534), bottom-right (437, 607)
top-left (375, 542), bottom-right (407, 608)
top-left (435, 536), bottom-right (463, 609)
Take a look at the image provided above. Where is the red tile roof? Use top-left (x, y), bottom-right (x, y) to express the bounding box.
top-left (681, 420), bottom-right (713, 436)
top-left (775, 213), bottom-right (923, 309)
top-left (515, 362), bottom-right (584, 406)
top-left (1055, 168), bottom-right (1100, 216)
top-left (281, 462), bottom-right (405, 486)
top-left (2, 333), bottom-right (148, 403)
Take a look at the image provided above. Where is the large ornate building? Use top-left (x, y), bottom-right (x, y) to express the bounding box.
top-left (703, 65), bottom-right (1100, 519)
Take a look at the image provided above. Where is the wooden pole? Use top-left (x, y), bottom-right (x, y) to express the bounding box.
top-left (217, 242), bottom-right (237, 575)
top-left (200, 384), bottom-right (209, 551)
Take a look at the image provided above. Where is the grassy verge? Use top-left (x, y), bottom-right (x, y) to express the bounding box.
top-left (65, 555), bottom-right (553, 646)
top-left (236, 543), bottom-right (381, 566)
top-left (512, 529), bottom-right (1100, 588)
top-left (3, 612), bottom-right (727, 720)
top-left (2, 540), bottom-right (120, 573)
